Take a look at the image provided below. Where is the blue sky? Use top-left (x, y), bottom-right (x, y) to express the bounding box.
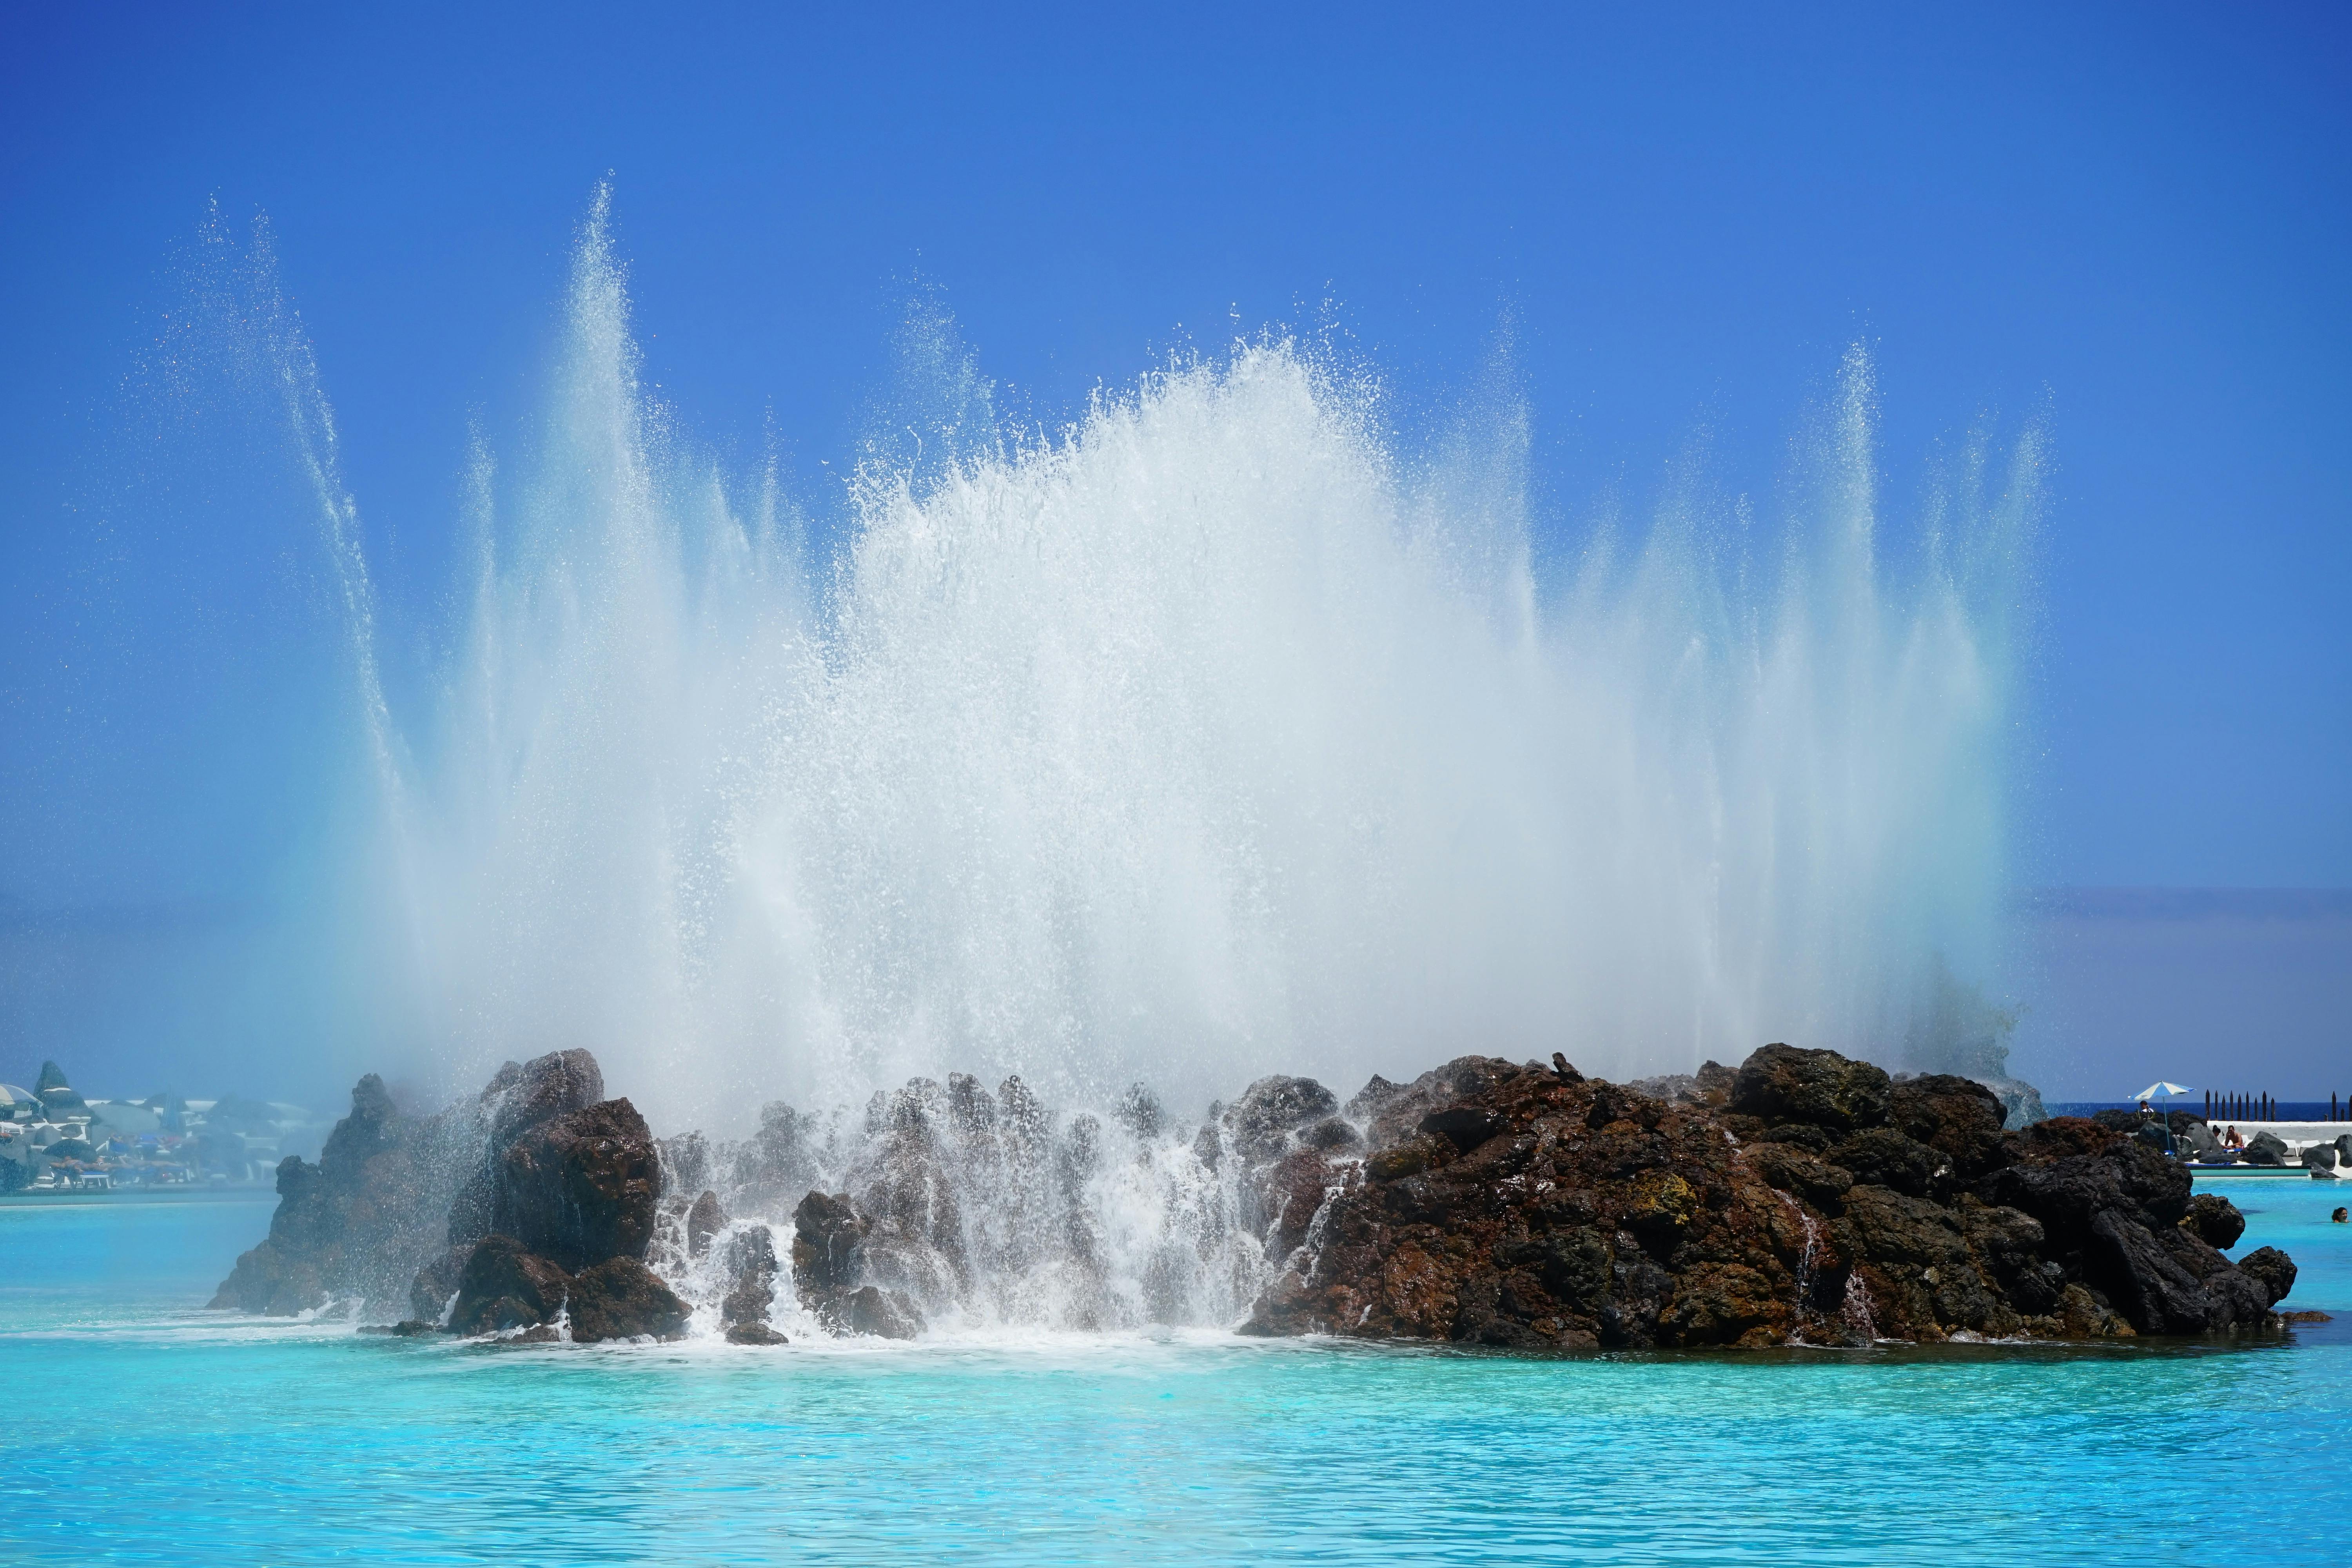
top-left (2, 2), bottom-right (2347, 1098)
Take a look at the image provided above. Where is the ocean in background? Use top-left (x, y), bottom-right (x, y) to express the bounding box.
top-left (3, 1178), bottom-right (2349, 1565)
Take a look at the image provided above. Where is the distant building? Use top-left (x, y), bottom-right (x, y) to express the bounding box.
top-left (1, 1060), bottom-right (317, 1191)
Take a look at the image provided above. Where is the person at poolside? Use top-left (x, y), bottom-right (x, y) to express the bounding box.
top-left (2225, 1125), bottom-right (2245, 1150)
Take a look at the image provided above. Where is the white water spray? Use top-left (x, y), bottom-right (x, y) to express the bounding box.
top-left (287, 196), bottom-right (2037, 1139)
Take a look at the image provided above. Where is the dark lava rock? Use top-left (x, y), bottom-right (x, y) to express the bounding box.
top-left (1827, 1128), bottom-right (1942, 1200)
top-left (1748, 1142), bottom-right (1853, 1214)
top-left (841, 1283), bottom-right (924, 1339)
top-left (356, 1319), bottom-right (440, 1337)
top-left (786, 1189), bottom-right (933, 1338)
top-left (212, 1073), bottom-right (478, 1318)
top-left (1756, 1122), bottom-right (1837, 1155)
top-left (792, 1189), bottom-right (873, 1299)
top-left (483, 1049), bottom-right (605, 1145)
top-left (726, 1322), bottom-right (789, 1345)
top-left (1245, 1043), bottom-right (2300, 1348)
top-left (2303, 1145), bottom-right (2339, 1173)
top-left (2247, 1131), bottom-right (2289, 1166)
top-left (567, 1256), bottom-right (690, 1343)
top-left (1730, 1044), bottom-right (1891, 1133)
top-left (1222, 1076), bottom-right (1341, 1160)
top-left (447, 1234), bottom-right (570, 1336)
top-left (1301, 1116), bottom-right (1362, 1151)
top-left (493, 1098), bottom-right (661, 1271)
top-left (722, 1225), bottom-right (779, 1330)
top-left (2181, 1192), bottom-right (2247, 1249)
top-left (1345, 1075), bottom-right (1404, 1121)
top-left (445, 1050), bottom-right (611, 1251)
top-left (686, 1189), bottom-right (728, 1259)
top-left (410, 1242), bottom-right (468, 1323)
top-left (1421, 1104), bottom-right (1506, 1153)
top-left (2237, 1245), bottom-right (2298, 1307)
top-left (1626, 1061), bottom-right (1735, 1108)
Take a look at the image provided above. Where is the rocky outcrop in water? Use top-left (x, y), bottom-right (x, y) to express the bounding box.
top-left (224, 1038), bottom-right (2294, 1352)
top-left (216, 1049), bottom-right (687, 1341)
top-left (720, 1225), bottom-right (788, 1343)
top-left (438, 1087), bottom-right (684, 1340)
top-left (1240, 1044), bottom-right (2297, 1347)
top-left (490, 1097), bottom-right (661, 1270)
top-left (210, 1073), bottom-right (478, 1316)
top-left (790, 1189), bottom-right (924, 1338)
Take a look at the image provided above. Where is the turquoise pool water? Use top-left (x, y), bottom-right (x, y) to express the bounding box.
top-left (5, 1178), bottom-right (2349, 1565)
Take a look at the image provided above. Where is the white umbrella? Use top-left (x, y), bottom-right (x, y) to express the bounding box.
top-left (2132, 1082), bottom-right (2199, 1162)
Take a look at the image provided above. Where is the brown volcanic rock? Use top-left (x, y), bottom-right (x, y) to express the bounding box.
top-left (446, 1234), bottom-right (571, 1336)
top-left (443, 1050), bottom-right (609, 1253)
top-left (567, 1257), bottom-right (690, 1343)
top-left (492, 1098), bottom-right (661, 1271)
top-left (1245, 1044), bottom-right (2300, 1348)
top-left (1730, 1044), bottom-right (1892, 1134)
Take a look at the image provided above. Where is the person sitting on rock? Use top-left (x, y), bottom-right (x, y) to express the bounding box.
top-left (2225, 1126), bottom-right (2245, 1150)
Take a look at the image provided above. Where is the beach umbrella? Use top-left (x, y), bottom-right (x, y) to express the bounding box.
top-left (2132, 1083), bottom-right (2196, 1160)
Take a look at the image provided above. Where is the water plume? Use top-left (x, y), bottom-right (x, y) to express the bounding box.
top-left (297, 198), bottom-right (2035, 1137)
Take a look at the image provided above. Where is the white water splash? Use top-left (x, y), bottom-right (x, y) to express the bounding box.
top-left (260, 193), bottom-right (2037, 1134)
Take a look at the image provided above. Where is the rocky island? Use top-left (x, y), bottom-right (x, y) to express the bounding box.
top-left (212, 1042), bottom-right (2298, 1348)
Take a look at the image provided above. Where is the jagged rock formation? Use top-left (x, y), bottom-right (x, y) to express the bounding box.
top-left (219, 1038), bottom-right (2295, 1353)
top-left (439, 1085), bottom-right (684, 1341)
top-left (409, 1050), bottom-right (610, 1318)
top-left (489, 1098), bottom-right (661, 1270)
top-left (1241, 1044), bottom-right (2298, 1347)
top-left (685, 1190), bottom-right (727, 1259)
top-left (214, 1050), bottom-right (687, 1342)
top-left (566, 1258), bottom-right (692, 1343)
top-left (791, 1189), bottom-right (924, 1338)
top-left (209, 1074), bottom-right (478, 1316)
top-left (721, 1225), bottom-right (788, 1343)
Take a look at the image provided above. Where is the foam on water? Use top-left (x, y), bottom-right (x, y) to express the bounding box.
top-left (298, 192), bottom-right (2036, 1136)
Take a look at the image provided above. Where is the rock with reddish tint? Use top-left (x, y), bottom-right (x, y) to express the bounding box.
top-left (444, 1050), bottom-right (610, 1252)
top-left (782, 1188), bottom-right (931, 1338)
top-left (446, 1234), bottom-right (571, 1336)
top-left (567, 1256), bottom-right (691, 1343)
top-left (1246, 1044), bottom-right (2299, 1348)
top-left (493, 1098), bottom-right (661, 1271)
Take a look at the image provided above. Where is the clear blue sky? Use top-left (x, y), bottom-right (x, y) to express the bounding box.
top-left (1, 2), bottom-right (2347, 1097)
